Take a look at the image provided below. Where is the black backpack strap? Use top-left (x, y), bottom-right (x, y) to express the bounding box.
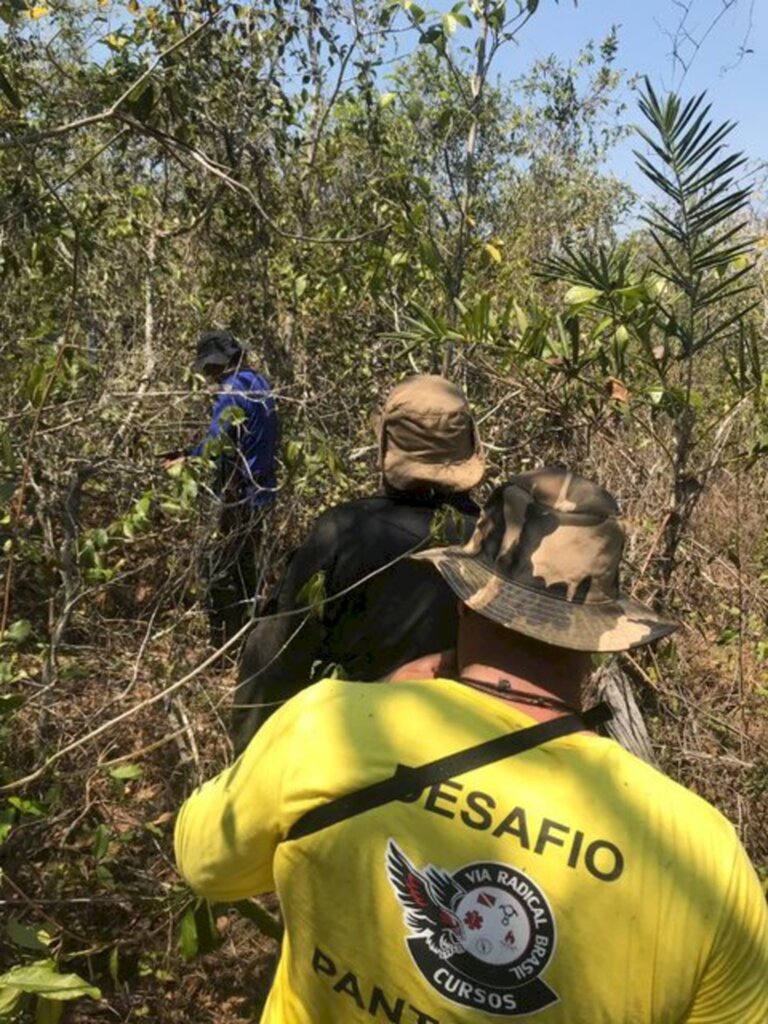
top-left (285, 702), bottom-right (612, 842)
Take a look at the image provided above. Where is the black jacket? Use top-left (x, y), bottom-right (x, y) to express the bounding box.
top-left (232, 491), bottom-right (478, 753)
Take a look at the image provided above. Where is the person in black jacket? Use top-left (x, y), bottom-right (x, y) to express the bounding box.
top-left (232, 374), bottom-right (485, 753)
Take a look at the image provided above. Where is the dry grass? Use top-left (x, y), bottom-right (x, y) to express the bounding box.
top-left (2, 365), bottom-right (767, 1022)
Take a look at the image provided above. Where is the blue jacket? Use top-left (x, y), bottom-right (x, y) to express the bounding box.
top-left (191, 367), bottom-right (277, 507)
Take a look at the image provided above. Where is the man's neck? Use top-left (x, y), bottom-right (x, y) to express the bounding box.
top-left (457, 660), bottom-right (584, 721)
top-left (456, 614), bottom-right (590, 721)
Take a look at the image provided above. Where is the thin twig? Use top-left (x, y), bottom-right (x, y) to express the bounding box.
top-left (0, 539), bottom-right (425, 791)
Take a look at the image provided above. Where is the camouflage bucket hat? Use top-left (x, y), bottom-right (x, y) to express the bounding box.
top-left (378, 375), bottom-right (485, 493)
top-left (413, 468), bottom-right (676, 652)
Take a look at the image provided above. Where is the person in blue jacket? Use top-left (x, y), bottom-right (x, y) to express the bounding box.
top-left (178, 329), bottom-right (278, 649)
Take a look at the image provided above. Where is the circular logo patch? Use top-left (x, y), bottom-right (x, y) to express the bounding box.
top-left (387, 840), bottom-right (558, 1016)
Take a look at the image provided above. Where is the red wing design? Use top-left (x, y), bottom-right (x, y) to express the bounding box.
top-left (386, 840), bottom-right (464, 958)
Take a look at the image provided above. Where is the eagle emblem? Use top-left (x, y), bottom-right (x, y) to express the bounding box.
top-left (385, 840), bottom-right (559, 1017)
top-left (386, 840), bottom-right (465, 959)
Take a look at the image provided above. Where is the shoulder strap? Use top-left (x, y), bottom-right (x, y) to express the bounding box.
top-left (286, 702), bottom-right (612, 842)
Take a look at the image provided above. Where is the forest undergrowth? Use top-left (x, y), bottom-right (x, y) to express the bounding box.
top-left (1, 0), bottom-right (767, 1019)
top-left (2, 366), bottom-right (766, 1022)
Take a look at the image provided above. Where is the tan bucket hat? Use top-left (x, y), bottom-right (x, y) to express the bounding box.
top-left (413, 468), bottom-right (676, 652)
top-left (378, 375), bottom-right (485, 493)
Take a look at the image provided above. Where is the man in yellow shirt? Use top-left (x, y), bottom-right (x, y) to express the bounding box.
top-left (175, 468), bottom-right (768, 1022)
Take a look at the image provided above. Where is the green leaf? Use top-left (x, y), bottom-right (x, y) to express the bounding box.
top-left (7, 797), bottom-right (46, 818)
top-left (103, 32), bottom-right (128, 50)
top-left (0, 479), bottom-right (16, 505)
top-left (219, 405), bottom-right (246, 427)
top-left (126, 80), bottom-right (155, 121)
top-left (92, 823), bottom-right (111, 862)
top-left (294, 274), bottom-right (308, 298)
top-left (178, 908), bottom-right (198, 962)
top-left (108, 947), bottom-right (119, 986)
top-left (0, 985), bottom-right (23, 1018)
top-left (91, 529), bottom-right (109, 549)
top-left (177, 902), bottom-right (221, 962)
top-left (0, 694), bottom-right (24, 716)
top-left (513, 302), bottom-right (529, 333)
top-left (95, 864), bottom-right (115, 889)
top-left (6, 921), bottom-right (51, 953)
top-left (564, 285), bottom-right (602, 305)
top-left (406, 97), bottom-right (424, 121)
top-left (644, 275), bottom-right (667, 299)
top-left (420, 24), bottom-right (444, 48)
top-left (0, 807), bottom-right (14, 845)
top-left (284, 440), bottom-right (302, 469)
top-left (429, 505), bottom-right (464, 546)
top-left (108, 764), bottom-right (143, 782)
top-left (0, 67), bottom-right (21, 110)
top-left (635, 78), bottom-right (755, 347)
top-left (402, 0), bottom-right (425, 23)
top-left (0, 962), bottom-right (99, 1002)
top-left (78, 542), bottom-right (97, 569)
top-left (4, 620), bottom-right (31, 644)
top-left (297, 571), bottom-right (327, 620)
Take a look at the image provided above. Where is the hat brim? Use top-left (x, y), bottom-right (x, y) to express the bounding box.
top-left (383, 450), bottom-right (485, 493)
top-left (413, 547), bottom-right (677, 653)
top-left (194, 353), bottom-right (231, 372)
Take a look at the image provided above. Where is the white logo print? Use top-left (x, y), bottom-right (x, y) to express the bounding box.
top-left (386, 840), bottom-right (558, 1016)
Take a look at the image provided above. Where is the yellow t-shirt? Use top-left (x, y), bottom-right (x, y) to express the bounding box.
top-left (175, 679), bottom-right (768, 1023)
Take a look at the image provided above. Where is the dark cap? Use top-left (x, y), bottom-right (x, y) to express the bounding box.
top-left (194, 330), bottom-right (243, 372)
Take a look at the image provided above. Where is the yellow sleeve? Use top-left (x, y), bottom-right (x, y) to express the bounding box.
top-left (685, 835), bottom-right (768, 1023)
top-left (174, 700), bottom-right (297, 902)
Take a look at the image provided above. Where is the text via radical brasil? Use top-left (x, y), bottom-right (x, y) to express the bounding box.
top-left (387, 842), bottom-right (558, 1016)
top-left (307, 789), bottom-right (627, 1019)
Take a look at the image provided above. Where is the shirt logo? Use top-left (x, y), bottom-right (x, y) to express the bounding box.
top-left (386, 840), bottom-right (558, 1016)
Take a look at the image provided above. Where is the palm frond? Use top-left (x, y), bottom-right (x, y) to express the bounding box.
top-left (692, 303), bottom-right (760, 352)
top-left (635, 77), bottom-right (756, 353)
top-left (536, 243), bottom-right (634, 295)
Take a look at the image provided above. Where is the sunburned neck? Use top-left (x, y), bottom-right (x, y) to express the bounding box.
top-left (456, 661), bottom-right (584, 720)
top-left (456, 611), bottom-right (590, 720)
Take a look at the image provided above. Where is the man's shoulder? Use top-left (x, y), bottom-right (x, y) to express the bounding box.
top-left (249, 678), bottom-right (381, 746)
top-left (254, 681), bottom-right (743, 851)
top-left (302, 493), bottom-right (462, 560)
top-left (281, 676), bottom-right (481, 726)
top-left (304, 494), bottom-right (392, 534)
top-left (226, 367), bottom-right (272, 393)
top-left (312, 493), bottom-right (473, 528)
top-left (603, 735), bottom-right (739, 839)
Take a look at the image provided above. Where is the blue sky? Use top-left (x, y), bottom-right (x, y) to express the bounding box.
top-left (494, 0), bottom-right (766, 197)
